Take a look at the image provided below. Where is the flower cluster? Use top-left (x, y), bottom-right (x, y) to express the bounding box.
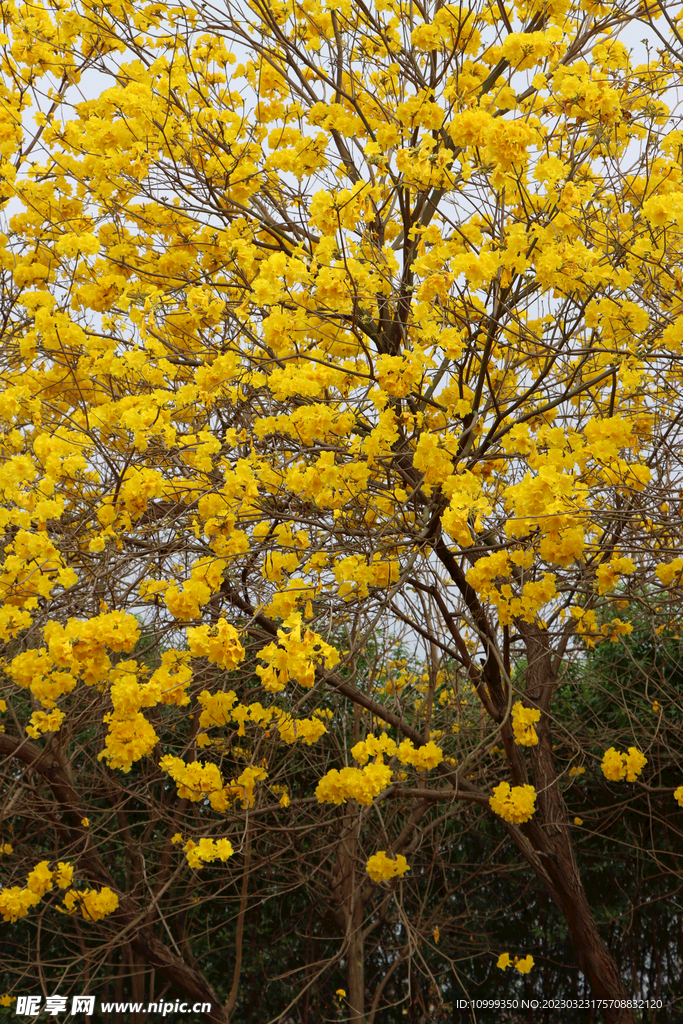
top-left (0, 860), bottom-right (74, 923)
top-left (26, 708), bottom-right (65, 738)
top-left (316, 763), bottom-right (392, 806)
top-left (62, 888), bottom-right (119, 922)
top-left (466, 550), bottom-right (558, 626)
top-left (489, 783), bottom-right (537, 824)
top-left (98, 651), bottom-right (194, 772)
top-left (183, 838), bottom-right (234, 869)
top-left (160, 755), bottom-right (228, 810)
top-left (186, 618), bottom-right (245, 669)
top-left (276, 713), bottom-right (327, 745)
top-left (601, 747), bottom-right (647, 782)
top-left (334, 552), bottom-right (399, 601)
top-left (655, 557), bottom-right (683, 586)
top-left (99, 712), bottom-right (159, 774)
top-left (256, 615), bottom-right (339, 692)
top-left (511, 702), bottom-right (540, 746)
top-left (497, 953), bottom-right (534, 974)
top-left (195, 691), bottom-right (328, 748)
top-left (0, 887), bottom-right (40, 923)
top-left (366, 851), bottom-right (410, 883)
top-left (197, 689), bottom-right (238, 728)
top-left (231, 766), bottom-right (268, 808)
top-left (396, 739), bottom-right (444, 770)
top-left (8, 612), bottom-right (142, 737)
top-left (148, 651), bottom-right (193, 706)
top-left (316, 731), bottom-right (446, 807)
top-left (163, 557), bottom-right (228, 621)
top-left (350, 732), bottom-right (398, 763)
top-left (160, 756), bottom-right (269, 811)
top-left (350, 733), bottom-right (443, 771)
top-left (0, 530), bottom-right (77, 608)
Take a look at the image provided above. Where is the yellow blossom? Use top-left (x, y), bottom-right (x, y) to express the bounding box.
top-left (511, 702), bottom-right (540, 746)
top-left (62, 888), bottom-right (119, 922)
top-left (316, 763), bottom-right (392, 806)
top-left (26, 861), bottom-right (53, 897)
top-left (183, 837), bottom-right (234, 869)
top-left (489, 783), bottom-right (537, 824)
top-left (497, 952), bottom-right (534, 973)
top-left (54, 862), bottom-right (74, 889)
top-left (601, 747), bottom-right (647, 783)
top-left (366, 851), bottom-right (410, 882)
top-left (186, 619), bottom-right (245, 669)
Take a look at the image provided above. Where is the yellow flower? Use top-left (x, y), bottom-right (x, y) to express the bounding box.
top-left (316, 762), bottom-right (392, 807)
top-left (574, 817), bottom-right (583, 826)
top-left (396, 738), bottom-right (443, 770)
top-left (497, 952), bottom-right (534, 973)
top-left (433, 926), bottom-right (440, 943)
top-left (366, 851), bottom-right (410, 883)
top-left (624, 748), bottom-right (646, 781)
top-left (335, 989), bottom-right (346, 1000)
top-left (511, 702), bottom-right (540, 746)
top-left (601, 747), bottom-right (624, 781)
top-left (489, 783), bottom-right (537, 824)
top-left (601, 747), bottom-right (647, 783)
top-left (516, 955), bottom-right (534, 974)
top-left (27, 861), bottom-right (53, 897)
top-left (54, 862), bottom-right (74, 889)
top-left (187, 619), bottom-right (245, 669)
top-left (0, 887), bottom-right (41, 923)
top-left (98, 713), bottom-right (159, 773)
top-left (62, 887), bottom-right (119, 922)
top-left (183, 837), bottom-right (234, 869)
top-left (81, 818), bottom-right (90, 828)
top-left (674, 786), bottom-right (683, 808)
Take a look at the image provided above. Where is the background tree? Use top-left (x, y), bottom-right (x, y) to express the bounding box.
top-left (2, 0), bottom-right (683, 1021)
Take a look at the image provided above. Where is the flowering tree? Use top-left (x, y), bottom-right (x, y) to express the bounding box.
top-left (2, 0), bottom-right (683, 1019)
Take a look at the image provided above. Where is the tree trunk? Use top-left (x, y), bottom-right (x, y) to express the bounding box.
top-left (521, 625), bottom-right (636, 1024)
top-left (347, 898), bottom-right (366, 1024)
top-left (329, 804), bottom-right (366, 1024)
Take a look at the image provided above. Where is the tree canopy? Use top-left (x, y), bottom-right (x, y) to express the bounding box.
top-left (1, 0), bottom-right (683, 1020)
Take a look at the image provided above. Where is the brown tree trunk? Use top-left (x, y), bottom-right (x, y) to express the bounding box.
top-left (428, 545), bottom-right (638, 1024)
top-left (347, 898), bottom-right (366, 1024)
top-left (521, 624), bottom-right (636, 1024)
top-left (328, 803), bottom-right (366, 1024)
